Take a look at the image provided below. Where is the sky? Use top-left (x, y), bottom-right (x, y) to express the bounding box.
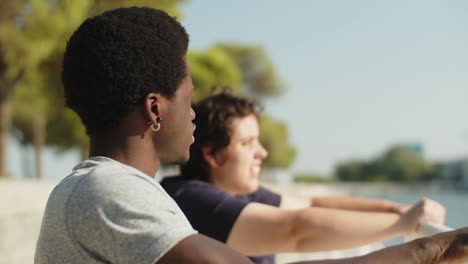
top-left (181, 0), bottom-right (468, 175)
top-left (7, 0), bottom-right (468, 180)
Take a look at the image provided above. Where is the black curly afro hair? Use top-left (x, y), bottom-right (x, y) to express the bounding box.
top-left (62, 7), bottom-right (189, 136)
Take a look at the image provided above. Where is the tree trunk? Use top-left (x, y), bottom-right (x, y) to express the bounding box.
top-left (0, 97), bottom-right (10, 178)
top-left (33, 113), bottom-right (45, 179)
top-left (0, 63), bottom-right (23, 178)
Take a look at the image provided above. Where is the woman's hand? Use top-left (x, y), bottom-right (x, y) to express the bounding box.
top-left (399, 198), bottom-right (446, 234)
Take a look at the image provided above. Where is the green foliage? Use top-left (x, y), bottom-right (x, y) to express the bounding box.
top-left (10, 68), bottom-right (48, 144)
top-left (293, 172), bottom-right (329, 183)
top-left (335, 160), bottom-right (366, 182)
top-left (199, 43), bottom-right (295, 169)
top-left (187, 45), bottom-right (296, 169)
top-left (216, 43), bottom-right (284, 98)
top-left (334, 145), bottom-right (435, 182)
top-left (188, 45), bottom-right (296, 169)
top-left (0, 0), bottom-right (95, 177)
top-left (46, 108), bottom-right (88, 155)
top-left (258, 114), bottom-right (295, 168)
top-left (89, 0), bottom-right (185, 17)
top-left (1, 0), bottom-right (92, 153)
top-left (2, 0), bottom-right (297, 172)
top-left (3, 0), bottom-right (184, 157)
top-left (377, 146), bottom-right (434, 182)
top-left (188, 47), bottom-right (241, 102)
top-left (1, 0), bottom-right (92, 82)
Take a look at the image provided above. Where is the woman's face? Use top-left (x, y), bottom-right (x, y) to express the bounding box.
top-left (209, 114), bottom-right (268, 195)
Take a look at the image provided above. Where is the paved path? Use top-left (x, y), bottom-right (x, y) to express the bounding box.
top-left (0, 179), bottom-right (55, 264)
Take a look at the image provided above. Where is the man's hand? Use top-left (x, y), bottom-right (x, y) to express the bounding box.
top-left (288, 228), bottom-right (468, 264)
top-left (410, 227), bottom-right (468, 264)
top-left (435, 227), bottom-right (468, 264)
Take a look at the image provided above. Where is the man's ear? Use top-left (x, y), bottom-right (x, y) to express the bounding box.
top-left (144, 93), bottom-right (164, 124)
top-left (202, 146), bottom-right (221, 168)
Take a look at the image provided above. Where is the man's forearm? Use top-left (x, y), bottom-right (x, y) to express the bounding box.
top-left (291, 238), bottom-right (433, 264)
top-left (292, 227), bottom-right (468, 264)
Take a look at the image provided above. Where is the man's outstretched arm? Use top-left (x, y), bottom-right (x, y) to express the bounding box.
top-left (291, 227), bottom-right (468, 264)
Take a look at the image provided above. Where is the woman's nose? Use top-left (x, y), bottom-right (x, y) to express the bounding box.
top-left (256, 144), bottom-right (268, 159)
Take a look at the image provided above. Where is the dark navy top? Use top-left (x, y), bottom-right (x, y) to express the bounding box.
top-left (161, 175), bottom-right (282, 264)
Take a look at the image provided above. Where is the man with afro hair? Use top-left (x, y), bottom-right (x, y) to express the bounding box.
top-left (35, 7), bottom-right (251, 264)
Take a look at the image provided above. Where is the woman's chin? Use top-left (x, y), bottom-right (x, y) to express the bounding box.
top-left (245, 182), bottom-right (260, 194)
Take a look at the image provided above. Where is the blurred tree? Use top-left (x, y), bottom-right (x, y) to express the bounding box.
top-left (89, 0), bottom-right (185, 17)
top-left (2, 0), bottom-right (183, 178)
top-left (258, 114), bottom-right (295, 169)
top-left (0, 0), bottom-right (92, 178)
top-left (216, 43), bottom-right (285, 98)
top-left (293, 171), bottom-right (328, 183)
top-left (334, 145), bottom-right (434, 182)
top-left (376, 145), bottom-right (434, 182)
top-left (188, 47), bottom-right (241, 102)
top-left (39, 50), bottom-right (90, 161)
top-left (188, 46), bottom-right (297, 169)
top-left (11, 68), bottom-right (49, 179)
top-left (335, 160), bottom-right (365, 182)
top-left (2, 0), bottom-right (296, 178)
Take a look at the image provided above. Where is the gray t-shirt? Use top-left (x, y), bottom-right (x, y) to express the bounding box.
top-left (35, 156), bottom-right (197, 264)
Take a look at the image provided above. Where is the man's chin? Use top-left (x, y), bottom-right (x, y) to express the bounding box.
top-left (165, 154), bottom-right (190, 165)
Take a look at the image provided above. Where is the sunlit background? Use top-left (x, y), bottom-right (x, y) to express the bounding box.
top-left (1, 1), bottom-right (467, 263)
top-left (4, 0), bottom-right (467, 183)
top-left (182, 0), bottom-right (468, 180)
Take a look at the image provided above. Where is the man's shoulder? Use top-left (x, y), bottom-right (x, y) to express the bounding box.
top-left (54, 158), bottom-right (166, 210)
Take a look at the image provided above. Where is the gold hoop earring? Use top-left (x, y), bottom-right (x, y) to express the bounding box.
top-left (151, 123), bottom-right (161, 132)
top-left (149, 116), bottom-right (162, 132)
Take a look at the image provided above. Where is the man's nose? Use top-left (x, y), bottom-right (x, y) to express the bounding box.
top-left (190, 108), bottom-right (196, 120)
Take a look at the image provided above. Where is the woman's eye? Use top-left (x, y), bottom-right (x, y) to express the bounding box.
top-left (241, 139), bottom-right (254, 146)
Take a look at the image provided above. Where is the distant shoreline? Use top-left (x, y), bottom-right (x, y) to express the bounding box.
top-left (263, 180), bottom-right (468, 198)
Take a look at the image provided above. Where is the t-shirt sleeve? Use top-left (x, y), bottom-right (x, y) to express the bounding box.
top-left (67, 174), bottom-right (196, 264)
top-left (244, 186), bottom-right (282, 207)
top-left (169, 182), bottom-right (250, 243)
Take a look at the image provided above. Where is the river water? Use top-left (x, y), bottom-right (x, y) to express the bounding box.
top-left (273, 182), bottom-right (468, 229)
top-left (343, 183), bottom-right (468, 229)
top-left (274, 182), bottom-right (468, 262)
